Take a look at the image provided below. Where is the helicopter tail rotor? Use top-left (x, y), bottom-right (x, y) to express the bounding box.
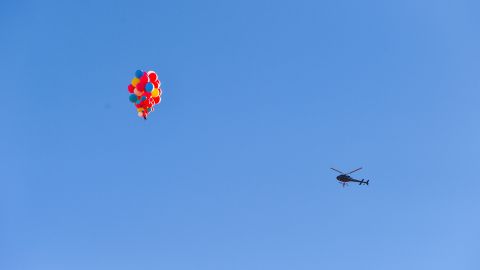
top-left (359, 179), bottom-right (369, 185)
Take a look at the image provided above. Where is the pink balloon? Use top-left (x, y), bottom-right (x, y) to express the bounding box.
top-left (134, 88), bottom-right (143, 96)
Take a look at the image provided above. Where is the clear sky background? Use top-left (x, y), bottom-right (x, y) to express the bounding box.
top-left (1, 0), bottom-right (480, 269)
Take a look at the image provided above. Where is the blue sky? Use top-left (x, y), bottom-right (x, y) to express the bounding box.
top-left (1, 0), bottom-right (480, 269)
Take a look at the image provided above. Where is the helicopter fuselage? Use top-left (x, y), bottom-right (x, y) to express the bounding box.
top-left (336, 175), bottom-right (363, 183)
top-left (337, 175), bottom-right (352, 182)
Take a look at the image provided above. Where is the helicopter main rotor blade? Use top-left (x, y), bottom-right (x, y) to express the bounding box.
top-left (330, 168), bottom-right (344, 174)
top-left (346, 167), bottom-right (362, 175)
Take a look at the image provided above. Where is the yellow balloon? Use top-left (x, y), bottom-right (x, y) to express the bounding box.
top-left (151, 88), bottom-right (159, 97)
top-left (137, 108), bottom-right (145, 112)
top-left (131, 77), bottom-right (140, 86)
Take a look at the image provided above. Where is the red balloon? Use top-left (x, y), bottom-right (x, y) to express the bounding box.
top-left (148, 72), bottom-right (157, 82)
top-left (128, 84), bottom-right (134, 93)
top-left (140, 99), bottom-right (149, 107)
top-left (140, 74), bottom-right (149, 84)
top-left (153, 80), bottom-right (159, 89)
top-left (136, 82), bottom-right (146, 91)
top-left (153, 96), bottom-right (160, 104)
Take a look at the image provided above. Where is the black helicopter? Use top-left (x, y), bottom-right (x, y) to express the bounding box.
top-left (330, 167), bottom-right (369, 187)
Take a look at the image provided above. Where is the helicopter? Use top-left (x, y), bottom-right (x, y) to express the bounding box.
top-left (330, 167), bottom-right (369, 187)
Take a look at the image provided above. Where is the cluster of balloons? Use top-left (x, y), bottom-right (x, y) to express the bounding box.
top-left (128, 70), bottom-right (162, 119)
